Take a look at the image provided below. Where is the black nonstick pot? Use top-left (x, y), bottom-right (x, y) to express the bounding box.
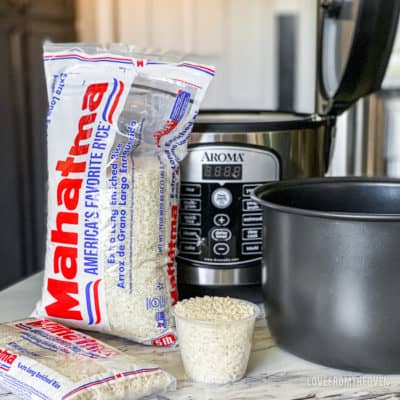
top-left (252, 178), bottom-right (400, 373)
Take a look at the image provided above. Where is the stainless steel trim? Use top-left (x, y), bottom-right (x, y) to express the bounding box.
top-left (181, 144), bottom-right (280, 183)
top-left (180, 265), bottom-right (261, 286)
top-left (189, 127), bottom-right (328, 179)
top-left (348, 94), bottom-right (385, 176)
top-left (177, 255), bottom-right (262, 266)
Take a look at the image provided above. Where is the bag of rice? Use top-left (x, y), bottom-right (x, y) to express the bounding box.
top-left (0, 318), bottom-right (175, 399)
top-left (34, 43), bottom-right (214, 345)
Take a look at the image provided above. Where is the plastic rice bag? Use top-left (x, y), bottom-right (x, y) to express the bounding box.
top-left (34, 43), bottom-right (214, 345)
top-left (0, 318), bottom-right (175, 399)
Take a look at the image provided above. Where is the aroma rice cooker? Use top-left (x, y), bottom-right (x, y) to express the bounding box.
top-left (177, 0), bottom-right (399, 301)
top-left (177, 113), bottom-right (329, 301)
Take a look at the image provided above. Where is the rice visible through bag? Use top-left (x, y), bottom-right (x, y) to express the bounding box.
top-left (0, 318), bottom-right (175, 399)
top-left (34, 43), bottom-right (214, 345)
top-left (104, 156), bottom-right (173, 341)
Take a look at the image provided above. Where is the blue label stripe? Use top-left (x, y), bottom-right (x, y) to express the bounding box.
top-left (170, 91), bottom-right (191, 121)
top-left (43, 56), bottom-right (133, 65)
top-left (62, 376), bottom-right (115, 400)
top-left (122, 368), bottom-right (160, 377)
top-left (178, 63), bottom-right (215, 76)
top-left (43, 54), bottom-right (133, 65)
top-left (15, 323), bottom-right (29, 331)
top-left (85, 281), bottom-right (94, 325)
top-left (146, 61), bottom-right (167, 65)
top-left (0, 362), bottom-right (10, 371)
top-left (102, 78), bottom-right (119, 122)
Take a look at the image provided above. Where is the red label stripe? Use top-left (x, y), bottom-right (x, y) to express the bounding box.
top-left (180, 62), bottom-right (215, 73)
top-left (107, 81), bottom-right (125, 124)
top-left (93, 279), bottom-right (102, 324)
top-left (43, 53), bottom-right (133, 63)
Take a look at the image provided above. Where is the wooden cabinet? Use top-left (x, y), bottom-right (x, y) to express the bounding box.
top-left (0, 0), bottom-right (75, 290)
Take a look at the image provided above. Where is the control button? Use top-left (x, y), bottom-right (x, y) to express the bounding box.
top-left (180, 213), bottom-right (201, 226)
top-left (181, 198), bottom-right (201, 212)
top-left (211, 228), bottom-right (232, 241)
top-left (181, 184), bottom-right (201, 197)
top-left (211, 188), bottom-right (232, 209)
top-left (242, 242), bottom-right (262, 254)
top-left (243, 184), bottom-right (259, 197)
top-left (180, 241), bottom-right (201, 255)
top-left (242, 213), bottom-right (263, 226)
top-left (242, 227), bottom-right (263, 241)
top-left (179, 228), bottom-right (201, 241)
top-left (213, 242), bottom-right (230, 256)
top-left (213, 213), bottom-right (230, 227)
top-left (242, 199), bottom-right (262, 212)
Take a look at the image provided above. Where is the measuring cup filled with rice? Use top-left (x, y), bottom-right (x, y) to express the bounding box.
top-left (174, 296), bottom-right (259, 384)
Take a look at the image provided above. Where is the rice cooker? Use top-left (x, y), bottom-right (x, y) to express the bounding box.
top-left (177, 0), bottom-right (399, 301)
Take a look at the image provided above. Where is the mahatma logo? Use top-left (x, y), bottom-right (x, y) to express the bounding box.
top-left (151, 333), bottom-right (177, 347)
top-left (45, 80), bottom-right (121, 323)
top-left (22, 320), bottom-right (118, 358)
top-left (201, 152), bottom-right (245, 163)
top-left (166, 205), bottom-right (179, 304)
top-left (0, 348), bottom-right (17, 372)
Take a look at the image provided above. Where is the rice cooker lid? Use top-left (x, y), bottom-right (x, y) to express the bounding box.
top-left (318, 0), bottom-right (400, 116)
top-left (192, 111), bottom-right (326, 132)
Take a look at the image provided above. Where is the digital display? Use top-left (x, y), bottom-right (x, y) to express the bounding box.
top-left (202, 164), bottom-right (242, 180)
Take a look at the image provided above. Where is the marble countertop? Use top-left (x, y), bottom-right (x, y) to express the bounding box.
top-left (1, 273), bottom-right (400, 400)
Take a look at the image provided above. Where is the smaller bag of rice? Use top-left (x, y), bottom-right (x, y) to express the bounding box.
top-left (0, 318), bottom-right (175, 399)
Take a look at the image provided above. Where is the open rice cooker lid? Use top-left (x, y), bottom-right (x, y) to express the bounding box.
top-left (317, 0), bottom-right (400, 116)
top-left (194, 0), bottom-right (400, 131)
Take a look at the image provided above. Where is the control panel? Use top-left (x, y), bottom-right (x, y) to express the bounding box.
top-left (177, 144), bottom-right (280, 268)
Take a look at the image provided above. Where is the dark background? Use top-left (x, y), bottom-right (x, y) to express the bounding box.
top-left (0, 0), bottom-right (75, 290)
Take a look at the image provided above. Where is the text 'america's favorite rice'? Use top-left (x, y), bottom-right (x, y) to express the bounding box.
top-left (34, 42), bottom-right (214, 345)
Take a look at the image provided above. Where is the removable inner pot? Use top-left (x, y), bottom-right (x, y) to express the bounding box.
top-left (253, 177), bottom-right (400, 373)
top-left (254, 179), bottom-right (400, 217)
